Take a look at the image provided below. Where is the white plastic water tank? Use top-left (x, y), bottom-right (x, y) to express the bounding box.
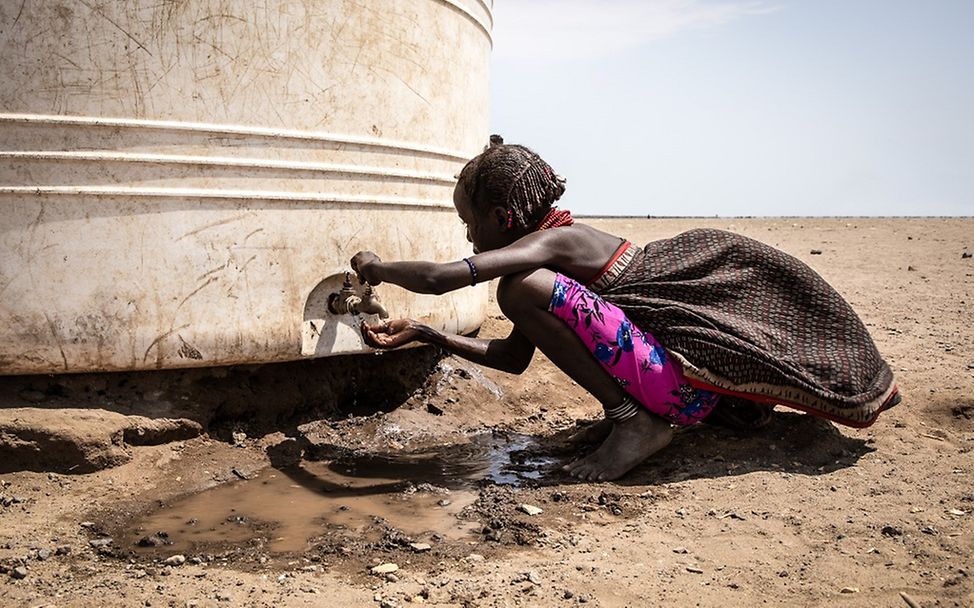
top-left (0, 0), bottom-right (492, 374)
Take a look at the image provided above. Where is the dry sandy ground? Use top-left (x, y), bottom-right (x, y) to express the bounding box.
top-left (1, 218), bottom-right (972, 608)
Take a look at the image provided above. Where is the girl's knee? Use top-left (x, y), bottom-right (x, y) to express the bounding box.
top-left (497, 268), bottom-right (557, 319)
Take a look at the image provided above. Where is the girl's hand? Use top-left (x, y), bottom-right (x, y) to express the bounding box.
top-left (351, 251), bottom-right (382, 285)
top-left (361, 319), bottom-right (423, 349)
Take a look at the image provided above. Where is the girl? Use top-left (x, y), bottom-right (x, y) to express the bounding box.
top-left (351, 139), bottom-right (898, 481)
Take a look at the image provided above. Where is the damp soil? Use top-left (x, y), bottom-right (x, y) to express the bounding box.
top-left (112, 433), bottom-right (560, 562)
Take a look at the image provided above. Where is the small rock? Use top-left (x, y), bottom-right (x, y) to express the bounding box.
top-left (231, 431), bottom-right (247, 446)
top-left (840, 587), bottom-right (859, 594)
top-left (138, 535), bottom-right (166, 547)
top-left (948, 508), bottom-right (966, 516)
top-left (810, 250), bottom-right (823, 255)
top-left (962, 252), bottom-right (972, 259)
top-left (466, 553), bottom-right (485, 563)
top-left (385, 573), bottom-right (399, 583)
top-left (80, 521), bottom-right (95, 528)
top-left (881, 525), bottom-right (902, 537)
top-left (36, 549), bottom-right (51, 561)
top-left (518, 504), bottom-right (543, 516)
top-left (686, 566), bottom-right (704, 574)
top-left (563, 590), bottom-right (574, 599)
top-left (380, 600), bottom-right (397, 608)
top-left (672, 546), bottom-right (688, 554)
top-left (409, 543), bottom-right (432, 552)
top-left (163, 555), bottom-right (186, 566)
top-left (437, 498), bottom-right (451, 507)
top-left (907, 266), bottom-right (916, 272)
top-left (89, 538), bottom-right (113, 548)
top-left (526, 571), bottom-right (541, 585)
top-left (370, 563), bottom-right (399, 575)
top-left (55, 545), bottom-right (71, 556)
top-left (11, 566), bottom-right (28, 579)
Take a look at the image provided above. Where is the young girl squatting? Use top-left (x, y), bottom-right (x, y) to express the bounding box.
top-left (351, 140), bottom-right (899, 482)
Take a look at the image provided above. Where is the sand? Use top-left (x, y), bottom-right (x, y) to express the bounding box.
top-left (0, 218), bottom-right (971, 607)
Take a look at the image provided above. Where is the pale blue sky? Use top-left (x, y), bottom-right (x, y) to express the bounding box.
top-left (490, 0), bottom-right (974, 216)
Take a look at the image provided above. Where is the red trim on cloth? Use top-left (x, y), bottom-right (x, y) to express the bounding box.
top-left (685, 378), bottom-right (900, 429)
top-left (587, 241), bottom-right (632, 288)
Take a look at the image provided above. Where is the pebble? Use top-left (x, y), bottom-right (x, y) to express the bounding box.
top-left (55, 545), bottom-right (71, 556)
top-left (370, 563), bottom-right (399, 575)
top-left (840, 587), bottom-right (860, 594)
top-left (948, 508), bottom-right (966, 516)
top-left (526, 571), bottom-right (541, 585)
top-left (563, 590), bottom-right (574, 599)
top-left (518, 504), bottom-right (543, 516)
top-left (89, 538), bottom-right (113, 548)
top-left (881, 525), bottom-right (903, 537)
top-left (409, 543), bottom-right (432, 552)
top-left (466, 553), bottom-right (485, 563)
top-left (138, 535), bottom-right (166, 547)
top-left (163, 555), bottom-right (186, 566)
top-left (36, 549), bottom-right (51, 561)
top-left (810, 250), bottom-right (823, 255)
top-left (686, 567), bottom-right (704, 574)
top-left (11, 566), bottom-right (28, 579)
top-left (672, 547), bottom-right (688, 554)
top-left (963, 252), bottom-right (972, 259)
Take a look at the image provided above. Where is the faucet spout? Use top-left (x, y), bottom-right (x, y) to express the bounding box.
top-left (357, 284), bottom-right (390, 319)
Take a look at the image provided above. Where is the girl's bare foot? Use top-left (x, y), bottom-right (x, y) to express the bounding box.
top-left (566, 418), bottom-right (613, 445)
top-left (563, 409), bottom-right (673, 481)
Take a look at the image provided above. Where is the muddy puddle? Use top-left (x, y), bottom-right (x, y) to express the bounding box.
top-left (122, 432), bottom-right (558, 557)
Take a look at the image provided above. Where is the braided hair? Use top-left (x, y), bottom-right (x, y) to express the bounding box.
top-left (457, 135), bottom-right (567, 232)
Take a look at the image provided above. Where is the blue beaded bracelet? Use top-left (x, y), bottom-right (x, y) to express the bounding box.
top-left (463, 257), bottom-right (479, 286)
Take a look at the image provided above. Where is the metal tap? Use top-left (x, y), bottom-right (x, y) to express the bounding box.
top-left (328, 273), bottom-right (389, 318)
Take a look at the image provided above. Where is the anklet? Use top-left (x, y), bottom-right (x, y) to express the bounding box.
top-left (604, 395), bottom-right (640, 421)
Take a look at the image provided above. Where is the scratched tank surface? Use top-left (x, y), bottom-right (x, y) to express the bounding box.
top-left (0, 0), bottom-right (492, 374)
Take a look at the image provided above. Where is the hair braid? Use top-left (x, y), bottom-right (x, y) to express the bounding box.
top-left (458, 136), bottom-right (566, 231)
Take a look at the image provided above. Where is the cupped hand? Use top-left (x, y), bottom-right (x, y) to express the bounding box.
top-left (351, 251), bottom-right (382, 285)
top-left (361, 318), bottom-right (423, 349)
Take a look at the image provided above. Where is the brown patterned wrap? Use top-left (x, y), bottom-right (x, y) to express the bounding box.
top-left (594, 228), bottom-right (897, 428)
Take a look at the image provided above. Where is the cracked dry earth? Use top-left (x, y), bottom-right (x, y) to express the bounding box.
top-left (1, 218), bottom-right (972, 608)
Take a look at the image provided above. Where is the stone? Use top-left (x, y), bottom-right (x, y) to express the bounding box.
top-left (686, 567), bottom-right (704, 574)
top-left (810, 250), bottom-right (823, 255)
top-left (36, 549), bottom-right (51, 561)
top-left (881, 525), bottom-right (903, 537)
top-left (518, 504), bottom-right (543, 516)
top-left (409, 543), bottom-right (432, 552)
top-left (138, 535), bottom-right (166, 547)
top-left (840, 587), bottom-right (859, 594)
top-left (370, 563), bottom-right (399, 575)
top-left (89, 538), bottom-right (113, 548)
top-left (163, 555), bottom-right (186, 566)
top-left (11, 566), bottom-right (28, 579)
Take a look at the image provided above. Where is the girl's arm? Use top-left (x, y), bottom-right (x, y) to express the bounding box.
top-left (353, 230), bottom-right (564, 295)
top-left (363, 320), bottom-right (535, 374)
